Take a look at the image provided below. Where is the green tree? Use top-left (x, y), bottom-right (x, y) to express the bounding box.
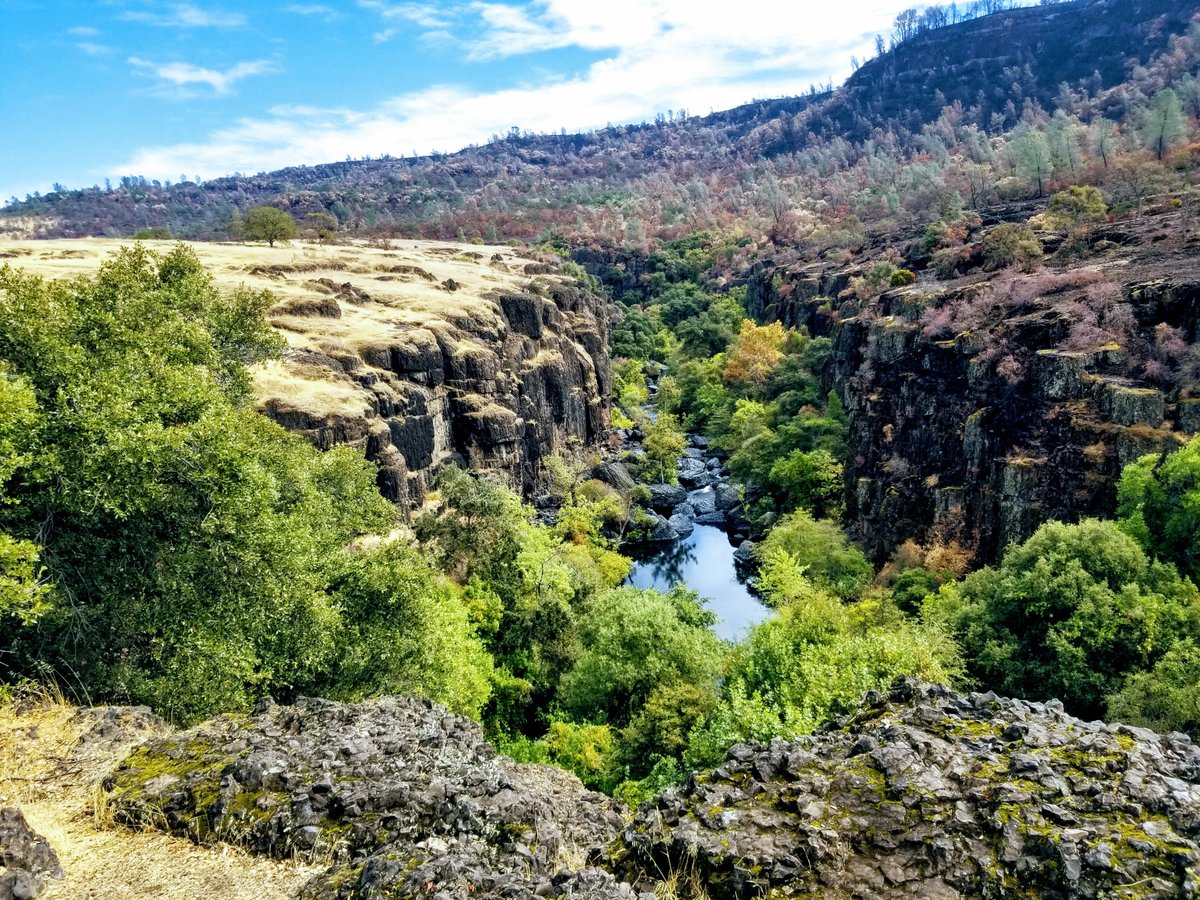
top-left (1016, 126), bottom-right (1052, 198)
top-left (323, 541), bottom-right (493, 717)
top-left (1119, 437), bottom-right (1200, 580)
top-left (0, 246), bottom-right (395, 721)
top-left (1107, 639), bottom-right (1200, 737)
top-left (756, 510), bottom-right (872, 601)
top-left (1142, 89), bottom-right (1187, 161)
top-left (927, 519), bottom-right (1200, 719)
top-left (241, 206), bottom-right (300, 247)
top-left (558, 586), bottom-right (724, 725)
top-left (641, 413), bottom-right (686, 484)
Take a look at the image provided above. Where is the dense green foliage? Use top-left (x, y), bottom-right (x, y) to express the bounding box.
top-left (608, 234), bottom-right (848, 524)
top-left (928, 519), bottom-right (1200, 721)
top-left (0, 247), bottom-right (402, 719)
top-left (1118, 439), bottom-right (1200, 581)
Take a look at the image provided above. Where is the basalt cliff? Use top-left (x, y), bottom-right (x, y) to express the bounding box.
top-left (744, 205), bottom-right (1200, 562)
top-left (0, 239), bottom-right (613, 508)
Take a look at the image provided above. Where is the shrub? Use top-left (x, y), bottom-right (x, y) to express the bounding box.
top-left (756, 510), bottom-right (872, 602)
top-left (0, 246), bottom-right (395, 722)
top-left (982, 223), bottom-right (1043, 271)
top-left (558, 586), bottom-right (723, 725)
top-left (889, 269), bottom-right (917, 287)
top-left (1119, 436), bottom-right (1200, 580)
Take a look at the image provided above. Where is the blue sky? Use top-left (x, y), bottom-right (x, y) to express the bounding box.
top-left (2, 0), bottom-right (946, 203)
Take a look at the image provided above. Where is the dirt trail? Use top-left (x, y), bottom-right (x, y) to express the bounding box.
top-left (0, 691), bottom-right (319, 899)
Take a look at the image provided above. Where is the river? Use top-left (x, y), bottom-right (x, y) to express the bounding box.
top-left (626, 523), bottom-right (770, 641)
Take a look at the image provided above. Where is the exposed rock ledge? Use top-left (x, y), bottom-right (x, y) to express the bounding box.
top-left (98, 681), bottom-right (1200, 899)
top-left (0, 239), bottom-right (613, 509)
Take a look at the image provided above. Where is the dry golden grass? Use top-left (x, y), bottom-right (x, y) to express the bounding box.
top-left (0, 237), bottom-right (563, 422)
top-left (0, 686), bottom-right (320, 899)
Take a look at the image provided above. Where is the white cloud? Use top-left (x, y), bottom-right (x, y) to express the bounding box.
top-left (68, 25), bottom-right (101, 36)
top-left (128, 57), bottom-right (275, 96)
top-left (122, 3), bottom-right (246, 28)
top-left (77, 41), bottom-right (115, 56)
top-left (284, 4), bottom-right (339, 20)
top-left (113, 1), bottom-right (942, 180)
top-left (359, 1), bottom-right (455, 42)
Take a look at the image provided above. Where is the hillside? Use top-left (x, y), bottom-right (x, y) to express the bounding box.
top-left (0, 238), bottom-right (612, 505)
top-left (1, 0), bottom-right (1192, 245)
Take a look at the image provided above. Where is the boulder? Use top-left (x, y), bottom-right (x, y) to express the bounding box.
top-left (647, 483), bottom-right (688, 513)
top-left (104, 697), bottom-right (628, 900)
top-left (0, 808), bottom-right (61, 900)
top-left (644, 512), bottom-right (678, 542)
top-left (732, 540), bottom-right (756, 566)
top-left (668, 514), bottom-right (695, 538)
top-left (714, 482), bottom-right (742, 512)
top-left (677, 458), bottom-right (708, 487)
top-left (672, 502), bottom-right (696, 521)
top-left (688, 489), bottom-right (718, 516)
top-left (592, 461), bottom-right (636, 493)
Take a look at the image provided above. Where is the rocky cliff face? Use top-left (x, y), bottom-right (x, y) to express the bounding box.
top-left (748, 211), bottom-right (1200, 562)
top-left (0, 239), bottom-right (613, 508)
top-left (252, 245), bottom-right (613, 506)
top-left (89, 681), bottom-right (1200, 899)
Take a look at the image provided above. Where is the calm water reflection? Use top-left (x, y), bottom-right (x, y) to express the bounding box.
top-left (626, 524), bottom-right (771, 642)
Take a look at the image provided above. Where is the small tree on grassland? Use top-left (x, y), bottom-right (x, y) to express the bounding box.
top-left (241, 206), bottom-right (299, 247)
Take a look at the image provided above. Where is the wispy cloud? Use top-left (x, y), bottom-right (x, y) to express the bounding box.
top-left (68, 25), bottom-right (100, 36)
top-left (77, 42), bottom-right (115, 56)
top-left (128, 57), bottom-right (274, 96)
top-left (122, 3), bottom-right (246, 29)
top-left (284, 4), bottom-right (339, 21)
top-left (358, 1), bottom-right (454, 43)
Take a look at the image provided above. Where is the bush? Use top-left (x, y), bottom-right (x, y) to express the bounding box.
top-left (0, 246), bottom-right (395, 722)
top-left (756, 510), bottom-right (872, 602)
top-left (558, 586), bottom-right (724, 725)
top-left (324, 542), bottom-right (494, 717)
top-left (1045, 186), bottom-right (1108, 230)
top-left (1107, 639), bottom-right (1200, 737)
top-left (889, 269), bottom-right (917, 287)
top-left (982, 223), bottom-right (1043, 271)
top-left (1118, 436), bottom-right (1200, 581)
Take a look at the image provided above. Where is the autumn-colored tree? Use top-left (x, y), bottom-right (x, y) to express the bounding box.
top-left (722, 320), bottom-right (786, 387)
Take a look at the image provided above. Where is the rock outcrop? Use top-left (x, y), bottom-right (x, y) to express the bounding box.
top-left (0, 809), bottom-right (61, 900)
top-left (614, 679), bottom-right (1200, 899)
top-left (101, 681), bottom-right (1200, 899)
top-left (103, 696), bottom-right (631, 900)
top-left (747, 212), bottom-right (1200, 562)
